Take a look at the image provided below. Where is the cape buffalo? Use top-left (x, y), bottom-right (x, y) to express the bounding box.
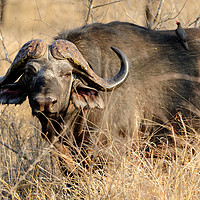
top-left (0, 21), bottom-right (200, 175)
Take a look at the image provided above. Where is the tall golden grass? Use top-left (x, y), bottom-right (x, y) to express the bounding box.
top-left (0, 0), bottom-right (200, 199)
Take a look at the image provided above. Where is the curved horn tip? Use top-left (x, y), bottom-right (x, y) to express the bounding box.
top-left (78, 46), bottom-right (130, 92)
top-left (110, 46), bottom-right (130, 68)
top-left (108, 46), bottom-right (130, 86)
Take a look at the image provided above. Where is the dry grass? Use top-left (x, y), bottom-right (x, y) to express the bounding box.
top-left (0, 0), bottom-right (200, 199)
top-left (1, 106), bottom-right (200, 199)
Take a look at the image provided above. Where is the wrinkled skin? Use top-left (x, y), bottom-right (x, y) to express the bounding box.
top-left (1, 21), bottom-right (200, 176)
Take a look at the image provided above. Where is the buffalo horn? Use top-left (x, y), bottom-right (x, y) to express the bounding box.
top-left (51, 40), bottom-right (129, 91)
top-left (0, 39), bottom-right (48, 85)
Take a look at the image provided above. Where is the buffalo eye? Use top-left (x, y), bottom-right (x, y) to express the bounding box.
top-left (25, 67), bottom-right (37, 78)
top-left (64, 73), bottom-right (71, 78)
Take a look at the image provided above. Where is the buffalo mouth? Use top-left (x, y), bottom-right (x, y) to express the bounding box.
top-left (32, 110), bottom-right (59, 119)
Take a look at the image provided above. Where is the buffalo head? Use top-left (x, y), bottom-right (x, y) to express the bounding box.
top-left (0, 39), bottom-right (129, 174)
top-left (0, 39), bottom-right (129, 121)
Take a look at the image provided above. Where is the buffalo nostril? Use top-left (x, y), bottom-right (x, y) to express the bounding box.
top-left (51, 99), bottom-right (57, 105)
top-left (47, 98), bottom-right (57, 107)
top-left (48, 98), bottom-right (57, 111)
top-left (33, 97), bottom-right (57, 112)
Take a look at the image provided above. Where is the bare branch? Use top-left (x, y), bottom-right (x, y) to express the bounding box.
top-left (85, 0), bottom-right (93, 24)
top-left (188, 15), bottom-right (200, 27)
top-left (122, 4), bottom-right (136, 24)
top-left (0, 30), bottom-right (12, 63)
top-left (163, 0), bottom-right (187, 23)
top-left (0, 140), bottom-right (18, 154)
top-left (93, 0), bottom-right (123, 9)
top-left (148, 0), bottom-right (164, 29)
top-left (34, 0), bottom-right (57, 31)
top-left (153, 0), bottom-right (188, 29)
top-left (0, 0), bottom-right (6, 24)
top-left (85, 0), bottom-right (123, 24)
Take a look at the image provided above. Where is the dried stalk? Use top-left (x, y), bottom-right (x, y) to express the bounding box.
top-left (188, 15), bottom-right (200, 27)
top-left (85, 0), bottom-right (94, 24)
top-left (93, 0), bottom-right (123, 9)
top-left (85, 0), bottom-right (123, 24)
top-left (148, 0), bottom-right (164, 29)
top-left (0, 30), bottom-right (12, 63)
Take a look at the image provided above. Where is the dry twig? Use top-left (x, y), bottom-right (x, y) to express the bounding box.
top-left (0, 30), bottom-right (12, 63)
top-left (0, 140), bottom-right (31, 162)
top-left (188, 15), bottom-right (200, 27)
top-left (148, 0), bottom-right (164, 29)
top-left (10, 137), bottom-right (58, 195)
top-left (93, 0), bottom-right (123, 9)
top-left (155, 0), bottom-right (188, 29)
top-left (164, 0), bottom-right (187, 22)
top-left (85, 0), bottom-right (94, 24)
top-left (85, 0), bottom-right (123, 24)
top-left (34, 0), bottom-right (57, 31)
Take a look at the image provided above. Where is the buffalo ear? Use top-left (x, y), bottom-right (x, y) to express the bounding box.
top-left (0, 83), bottom-right (27, 105)
top-left (71, 83), bottom-right (104, 109)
